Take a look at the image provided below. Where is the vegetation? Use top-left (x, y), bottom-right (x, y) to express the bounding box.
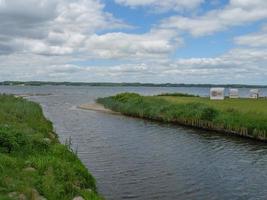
top-left (157, 93), bottom-right (199, 97)
top-left (0, 95), bottom-right (102, 200)
top-left (97, 93), bottom-right (267, 141)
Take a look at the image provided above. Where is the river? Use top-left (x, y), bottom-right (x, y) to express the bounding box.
top-left (1, 85), bottom-right (267, 200)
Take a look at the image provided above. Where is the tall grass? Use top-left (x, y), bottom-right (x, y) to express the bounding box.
top-left (0, 94), bottom-right (102, 200)
top-left (97, 93), bottom-right (267, 141)
top-left (156, 93), bottom-right (199, 97)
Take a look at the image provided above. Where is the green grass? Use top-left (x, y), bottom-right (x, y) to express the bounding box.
top-left (0, 94), bottom-right (102, 200)
top-left (156, 93), bottom-right (199, 97)
top-left (97, 93), bottom-right (267, 141)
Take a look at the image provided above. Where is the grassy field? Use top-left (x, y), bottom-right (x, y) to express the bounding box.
top-left (97, 93), bottom-right (267, 141)
top-left (158, 96), bottom-right (267, 114)
top-left (0, 95), bottom-right (102, 200)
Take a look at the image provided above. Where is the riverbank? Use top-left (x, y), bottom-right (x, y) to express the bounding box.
top-left (0, 95), bottom-right (102, 200)
top-left (97, 93), bottom-right (267, 141)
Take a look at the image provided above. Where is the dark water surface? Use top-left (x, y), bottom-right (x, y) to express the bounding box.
top-left (1, 86), bottom-right (267, 200)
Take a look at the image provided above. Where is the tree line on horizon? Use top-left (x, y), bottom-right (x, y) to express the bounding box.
top-left (0, 81), bottom-right (266, 88)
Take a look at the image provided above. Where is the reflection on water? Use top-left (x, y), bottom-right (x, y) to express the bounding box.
top-left (1, 86), bottom-right (267, 200)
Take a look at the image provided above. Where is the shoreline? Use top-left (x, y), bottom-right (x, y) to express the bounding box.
top-left (78, 102), bottom-right (255, 141)
top-left (78, 103), bottom-right (119, 115)
top-left (0, 94), bottom-right (103, 199)
top-left (97, 93), bottom-right (267, 142)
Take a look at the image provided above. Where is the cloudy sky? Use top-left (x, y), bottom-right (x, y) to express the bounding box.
top-left (0, 0), bottom-right (267, 84)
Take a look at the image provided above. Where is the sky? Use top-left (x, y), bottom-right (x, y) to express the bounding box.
top-left (0, 0), bottom-right (267, 84)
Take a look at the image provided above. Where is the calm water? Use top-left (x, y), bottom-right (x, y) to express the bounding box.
top-left (1, 86), bottom-right (267, 200)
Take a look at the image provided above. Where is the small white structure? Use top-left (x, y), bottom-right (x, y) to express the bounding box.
top-left (250, 89), bottom-right (260, 99)
top-left (210, 88), bottom-right (225, 100)
top-left (229, 88), bottom-right (239, 99)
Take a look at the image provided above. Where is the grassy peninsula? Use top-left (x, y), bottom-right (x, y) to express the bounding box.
top-left (97, 93), bottom-right (267, 141)
top-left (0, 95), bottom-right (102, 200)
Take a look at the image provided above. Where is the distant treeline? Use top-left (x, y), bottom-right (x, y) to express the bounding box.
top-left (1, 81), bottom-right (267, 88)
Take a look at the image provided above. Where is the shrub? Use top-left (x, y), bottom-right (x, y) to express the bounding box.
top-left (0, 131), bottom-right (18, 153)
top-left (112, 93), bottom-right (141, 103)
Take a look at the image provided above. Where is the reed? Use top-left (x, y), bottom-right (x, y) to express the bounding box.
top-left (0, 94), bottom-right (102, 200)
top-left (97, 93), bottom-right (267, 141)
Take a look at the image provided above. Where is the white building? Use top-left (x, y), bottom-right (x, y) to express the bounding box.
top-left (229, 88), bottom-right (239, 99)
top-left (210, 88), bottom-right (225, 100)
top-left (250, 89), bottom-right (260, 99)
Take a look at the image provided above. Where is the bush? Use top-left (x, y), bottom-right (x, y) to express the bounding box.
top-left (112, 93), bottom-right (141, 103)
top-left (0, 128), bottom-right (29, 153)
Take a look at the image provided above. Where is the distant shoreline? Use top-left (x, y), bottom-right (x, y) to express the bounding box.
top-left (1, 81), bottom-right (267, 88)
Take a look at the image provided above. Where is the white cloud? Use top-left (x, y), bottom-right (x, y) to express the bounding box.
top-left (234, 25), bottom-right (267, 47)
top-left (0, 0), bottom-right (181, 59)
top-left (160, 0), bottom-right (267, 36)
top-left (0, 0), bottom-right (267, 84)
top-left (114, 0), bottom-right (204, 12)
top-left (83, 29), bottom-right (182, 59)
top-left (0, 0), bottom-right (128, 56)
top-left (2, 45), bottom-right (267, 84)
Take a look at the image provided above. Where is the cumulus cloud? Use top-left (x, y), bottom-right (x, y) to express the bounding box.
top-left (83, 29), bottom-right (182, 59)
top-left (0, 0), bottom-right (267, 84)
top-left (0, 0), bottom-right (128, 56)
top-left (234, 25), bottom-right (267, 47)
top-left (2, 44), bottom-right (267, 84)
top-left (0, 0), bottom-right (182, 59)
top-left (160, 0), bottom-right (267, 36)
top-left (114, 0), bottom-right (204, 12)
top-left (87, 46), bottom-right (267, 83)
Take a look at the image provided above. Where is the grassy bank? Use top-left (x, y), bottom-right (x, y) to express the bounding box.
top-left (0, 95), bottom-right (102, 200)
top-left (97, 93), bottom-right (267, 141)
